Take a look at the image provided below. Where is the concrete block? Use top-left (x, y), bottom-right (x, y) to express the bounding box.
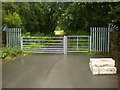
top-left (89, 58), bottom-right (117, 75)
top-left (90, 65), bottom-right (117, 75)
top-left (90, 58), bottom-right (115, 67)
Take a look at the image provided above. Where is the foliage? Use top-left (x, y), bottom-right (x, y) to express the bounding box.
top-left (65, 29), bottom-right (89, 35)
top-left (2, 2), bottom-right (120, 34)
top-left (3, 11), bottom-right (22, 28)
top-left (108, 3), bottom-right (120, 28)
top-left (1, 47), bottom-right (22, 59)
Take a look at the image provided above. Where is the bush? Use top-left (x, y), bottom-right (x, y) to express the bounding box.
top-left (1, 47), bottom-right (22, 59)
top-left (65, 30), bottom-right (89, 35)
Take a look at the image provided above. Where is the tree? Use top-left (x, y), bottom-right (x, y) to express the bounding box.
top-left (2, 2), bottom-right (120, 34)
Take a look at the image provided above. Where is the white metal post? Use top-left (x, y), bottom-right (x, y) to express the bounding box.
top-left (63, 36), bottom-right (67, 54)
top-left (6, 28), bottom-right (8, 47)
top-left (107, 25), bottom-right (110, 54)
top-left (21, 37), bottom-right (23, 51)
top-left (89, 36), bottom-right (91, 53)
top-left (77, 36), bottom-right (78, 51)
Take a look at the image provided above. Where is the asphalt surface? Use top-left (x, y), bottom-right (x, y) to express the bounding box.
top-left (2, 53), bottom-right (118, 88)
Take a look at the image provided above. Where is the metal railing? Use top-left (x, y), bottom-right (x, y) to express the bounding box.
top-left (90, 27), bottom-right (109, 53)
top-left (6, 28), bottom-right (21, 47)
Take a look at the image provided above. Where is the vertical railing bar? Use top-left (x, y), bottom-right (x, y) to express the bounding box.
top-left (8, 28), bottom-right (10, 47)
top-left (8, 28), bottom-right (9, 47)
top-left (106, 27), bottom-right (108, 54)
top-left (96, 27), bottom-right (98, 52)
top-left (105, 28), bottom-right (106, 53)
top-left (100, 28), bottom-right (103, 52)
top-left (10, 28), bottom-right (13, 47)
top-left (12, 28), bottom-right (14, 47)
top-left (10, 28), bottom-right (12, 47)
top-left (105, 28), bottom-right (107, 54)
top-left (9, 28), bottom-right (11, 47)
top-left (14, 28), bottom-right (15, 47)
top-left (18, 28), bottom-right (20, 48)
top-left (17, 28), bottom-right (19, 47)
top-left (103, 28), bottom-right (105, 53)
top-left (93, 27), bottom-right (94, 52)
top-left (99, 27), bottom-right (101, 52)
top-left (91, 27), bottom-right (93, 52)
top-left (90, 27), bottom-right (92, 52)
top-left (104, 28), bottom-right (106, 53)
top-left (6, 28), bottom-right (8, 47)
top-left (15, 28), bottom-right (17, 47)
top-left (13, 28), bottom-right (15, 47)
top-left (15, 28), bottom-right (16, 47)
top-left (20, 28), bottom-right (22, 47)
top-left (102, 27), bottom-right (104, 53)
top-left (95, 27), bottom-right (97, 52)
top-left (18, 28), bottom-right (20, 47)
top-left (95, 27), bottom-right (96, 52)
top-left (97, 27), bottom-right (99, 52)
top-left (108, 27), bottom-right (110, 54)
top-left (105, 27), bottom-right (106, 53)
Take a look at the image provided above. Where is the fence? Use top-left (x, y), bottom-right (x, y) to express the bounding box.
top-left (4, 27), bottom-right (110, 54)
top-left (90, 27), bottom-right (109, 53)
top-left (6, 28), bottom-right (21, 48)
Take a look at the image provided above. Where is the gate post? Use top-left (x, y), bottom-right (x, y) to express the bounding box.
top-left (107, 24), bottom-right (111, 54)
top-left (21, 37), bottom-right (23, 51)
top-left (63, 36), bottom-right (67, 54)
top-left (89, 36), bottom-right (91, 53)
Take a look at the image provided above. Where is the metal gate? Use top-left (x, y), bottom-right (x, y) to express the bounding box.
top-left (21, 36), bottom-right (90, 54)
top-left (21, 36), bottom-right (64, 53)
top-left (67, 36), bottom-right (90, 53)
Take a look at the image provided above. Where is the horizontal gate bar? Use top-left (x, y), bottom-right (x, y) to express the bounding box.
top-left (67, 36), bottom-right (90, 37)
top-left (23, 43), bottom-right (63, 45)
top-left (23, 40), bottom-right (63, 41)
top-left (23, 49), bottom-right (63, 51)
top-left (22, 36), bottom-right (63, 38)
top-left (23, 45), bottom-right (63, 47)
top-left (23, 48), bottom-right (63, 50)
top-left (67, 46), bottom-right (89, 47)
top-left (68, 51), bottom-right (89, 52)
top-left (67, 43), bottom-right (89, 44)
top-left (23, 51), bottom-right (64, 53)
top-left (67, 39), bottom-right (89, 41)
